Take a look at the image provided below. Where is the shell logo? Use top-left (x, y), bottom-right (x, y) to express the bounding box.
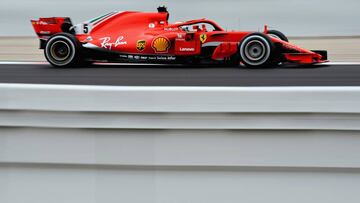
top-left (152, 37), bottom-right (171, 53)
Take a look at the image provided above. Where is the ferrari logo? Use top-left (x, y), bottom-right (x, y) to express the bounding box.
top-left (200, 34), bottom-right (207, 43)
top-left (136, 40), bottom-right (146, 51)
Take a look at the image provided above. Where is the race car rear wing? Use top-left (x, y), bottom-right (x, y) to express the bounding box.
top-left (31, 17), bottom-right (73, 48)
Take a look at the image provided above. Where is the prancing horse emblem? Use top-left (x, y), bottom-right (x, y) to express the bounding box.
top-left (200, 34), bottom-right (207, 43)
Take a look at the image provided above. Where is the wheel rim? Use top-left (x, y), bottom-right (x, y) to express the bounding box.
top-left (240, 35), bottom-right (271, 66)
top-left (244, 40), bottom-right (266, 61)
top-left (50, 41), bottom-right (71, 61)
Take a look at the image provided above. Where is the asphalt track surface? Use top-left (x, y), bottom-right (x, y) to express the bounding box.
top-left (0, 63), bottom-right (360, 86)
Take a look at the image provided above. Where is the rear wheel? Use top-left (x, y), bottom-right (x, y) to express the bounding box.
top-left (239, 33), bottom-right (275, 68)
top-left (45, 33), bottom-right (83, 68)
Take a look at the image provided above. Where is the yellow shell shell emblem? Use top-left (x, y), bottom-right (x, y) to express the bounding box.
top-left (200, 34), bottom-right (207, 44)
top-left (152, 37), bottom-right (171, 53)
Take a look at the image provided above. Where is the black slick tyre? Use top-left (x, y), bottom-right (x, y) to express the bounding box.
top-left (239, 33), bottom-right (275, 68)
top-left (267, 30), bottom-right (289, 42)
top-left (44, 33), bottom-right (83, 68)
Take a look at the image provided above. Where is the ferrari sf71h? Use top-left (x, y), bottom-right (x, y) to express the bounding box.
top-left (31, 7), bottom-right (328, 68)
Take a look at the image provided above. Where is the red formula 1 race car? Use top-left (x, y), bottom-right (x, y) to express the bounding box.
top-left (31, 6), bottom-right (328, 68)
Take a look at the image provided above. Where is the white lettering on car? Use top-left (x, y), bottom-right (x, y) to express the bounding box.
top-left (100, 36), bottom-right (127, 50)
top-left (180, 48), bottom-right (195, 52)
top-left (149, 23), bottom-right (155, 28)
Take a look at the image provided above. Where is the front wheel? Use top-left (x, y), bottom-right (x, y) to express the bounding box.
top-left (239, 33), bottom-right (275, 68)
top-left (44, 33), bottom-right (83, 68)
top-left (267, 30), bottom-right (289, 42)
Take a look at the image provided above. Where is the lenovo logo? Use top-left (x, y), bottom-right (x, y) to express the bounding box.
top-left (180, 48), bottom-right (195, 52)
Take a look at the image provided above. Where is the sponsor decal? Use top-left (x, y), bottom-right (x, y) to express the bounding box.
top-left (180, 48), bottom-right (195, 52)
top-left (136, 40), bottom-right (146, 52)
top-left (156, 56), bottom-right (176, 60)
top-left (149, 23), bottom-right (156, 28)
top-left (39, 21), bottom-right (49, 25)
top-left (86, 36), bottom-right (93, 41)
top-left (119, 54), bottom-right (176, 61)
top-left (39, 31), bottom-right (51, 34)
top-left (152, 37), bottom-right (171, 53)
top-left (164, 27), bottom-right (179, 31)
top-left (99, 36), bottom-right (127, 50)
top-left (32, 21), bottom-right (49, 25)
top-left (200, 34), bottom-right (207, 44)
top-left (177, 34), bottom-right (183, 39)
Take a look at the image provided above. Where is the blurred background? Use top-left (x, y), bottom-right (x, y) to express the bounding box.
top-left (0, 0), bottom-right (359, 36)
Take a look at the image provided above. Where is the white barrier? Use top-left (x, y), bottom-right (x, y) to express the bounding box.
top-left (1, 84), bottom-right (360, 203)
top-left (1, 84), bottom-right (360, 112)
